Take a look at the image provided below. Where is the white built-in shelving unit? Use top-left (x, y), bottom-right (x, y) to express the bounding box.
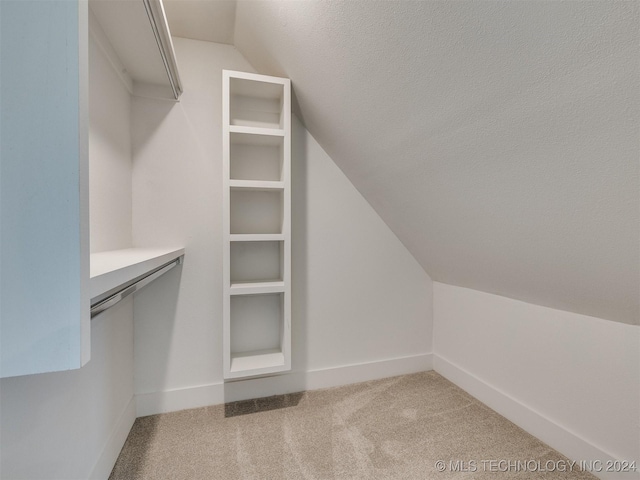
top-left (223, 70), bottom-right (291, 379)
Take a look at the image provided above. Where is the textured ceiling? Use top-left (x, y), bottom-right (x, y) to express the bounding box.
top-left (232, 1), bottom-right (639, 325)
top-left (165, 0), bottom-right (639, 324)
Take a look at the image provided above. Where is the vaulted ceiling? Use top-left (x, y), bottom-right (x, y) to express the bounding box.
top-left (166, 0), bottom-right (639, 325)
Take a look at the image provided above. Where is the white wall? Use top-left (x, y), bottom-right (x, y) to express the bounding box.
top-left (0, 34), bottom-right (136, 480)
top-left (433, 282), bottom-right (639, 479)
top-left (131, 38), bottom-right (433, 414)
top-left (0, 301), bottom-right (135, 480)
top-left (89, 21), bottom-right (133, 254)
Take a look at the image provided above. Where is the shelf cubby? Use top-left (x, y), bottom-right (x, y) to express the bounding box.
top-left (230, 239), bottom-right (285, 295)
top-left (229, 77), bottom-right (285, 129)
top-left (229, 293), bottom-right (286, 376)
top-left (230, 189), bottom-right (283, 235)
top-left (230, 131), bottom-right (283, 182)
top-left (230, 241), bottom-right (283, 284)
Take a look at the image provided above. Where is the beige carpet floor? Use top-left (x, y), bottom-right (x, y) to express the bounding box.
top-left (110, 371), bottom-right (595, 479)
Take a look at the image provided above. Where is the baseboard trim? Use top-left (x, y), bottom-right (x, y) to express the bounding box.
top-left (136, 353), bottom-right (433, 417)
top-left (434, 354), bottom-right (638, 480)
top-left (89, 396), bottom-right (136, 480)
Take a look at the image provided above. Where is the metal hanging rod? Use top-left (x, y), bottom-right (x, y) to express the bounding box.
top-left (91, 256), bottom-right (183, 319)
top-left (142, 0), bottom-right (183, 100)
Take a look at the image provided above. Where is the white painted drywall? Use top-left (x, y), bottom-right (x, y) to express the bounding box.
top-left (232, 0), bottom-right (639, 325)
top-left (0, 0), bottom-right (90, 377)
top-left (131, 38), bottom-right (432, 405)
top-left (290, 116), bottom-right (432, 372)
top-left (0, 34), bottom-right (136, 479)
top-left (89, 26), bottom-right (133, 253)
top-left (0, 301), bottom-right (135, 480)
top-left (433, 282), bottom-right (639, 471)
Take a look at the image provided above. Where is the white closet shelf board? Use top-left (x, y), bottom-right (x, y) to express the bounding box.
top-left (229, 180), bottom-right (284, 191)
top-left (230, 127), bottom-right (285, 144)
top-left (90, 247), bottom-right (185, 302)
top-left (89, 0), bottom-right (182, 100)
top-left (229, 280), bottom-right (285, 295)
top-left (230, 234), bottom-right (286, 242)
top-left (229, 349), bottom-right (287, 377)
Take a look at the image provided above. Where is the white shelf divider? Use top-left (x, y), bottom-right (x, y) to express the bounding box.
top-left (229, 179), bottom-right (284, 191)
top-left (223, 70), bottom-right (291, 380)
top-left (229, 125), bottom-right (285, 137)
top-left (229, 349), bottom-right (286, 375)
top-left (229, 233), bottom-right (286, 242)
top-left (229, 280), bottom-right (285, 296)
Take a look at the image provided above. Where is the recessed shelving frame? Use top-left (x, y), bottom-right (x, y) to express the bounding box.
top-left (223, 70), bottom-right (291, 379)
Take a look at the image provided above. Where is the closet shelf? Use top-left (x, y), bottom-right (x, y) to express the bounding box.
top-left (229, 280), bottom-right (285, 295)
top-left (229, 349), bottom-right (286, 376)
top-left (230, 234), bottom-right (285, 242)
top-left (229, 180), bottom-right (284, 191)
top-left (229, 125), bottom-right (285, 136)
top-left (229, 126), bottom-right (285, 146)
top-left (90, 247), bottom-right (185, 303)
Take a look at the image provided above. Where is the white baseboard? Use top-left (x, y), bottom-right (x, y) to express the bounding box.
top-left (89, 396), bottom-right (137, 480)
top-left (434, 354), bottom-right (639, 480)
top-left (136, 353), bottom-right (433, 417)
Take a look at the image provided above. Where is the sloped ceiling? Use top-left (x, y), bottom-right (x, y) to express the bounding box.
top-left (231, 1), bottom-right (638, 325)
top-left (166, 1), bottom-right (639, 324)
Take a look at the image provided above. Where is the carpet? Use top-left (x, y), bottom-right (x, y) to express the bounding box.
top-left (110, 371), bottom-right (596, 479)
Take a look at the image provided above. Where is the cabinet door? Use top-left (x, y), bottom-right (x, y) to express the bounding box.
top-left (0, 0), bottom-right (90, 377)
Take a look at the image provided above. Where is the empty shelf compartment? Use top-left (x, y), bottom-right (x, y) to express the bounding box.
top-left (230, 241), bottom-right (283, 282)
top-left (230, 189), bottom-right (283, 234)
top-left (230, 131), bottom-right (283, 181)
top-left (230, 77), bottom-right (285, 129)
top-left (230, 293), bottom-right (284, 366)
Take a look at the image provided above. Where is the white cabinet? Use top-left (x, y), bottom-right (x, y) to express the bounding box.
top-left (1, 0), bottom-right (90, 378)
top-left (0, 0), bottom-right (183, 378)
top-left (222, 70), bottom-right (291, 379)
